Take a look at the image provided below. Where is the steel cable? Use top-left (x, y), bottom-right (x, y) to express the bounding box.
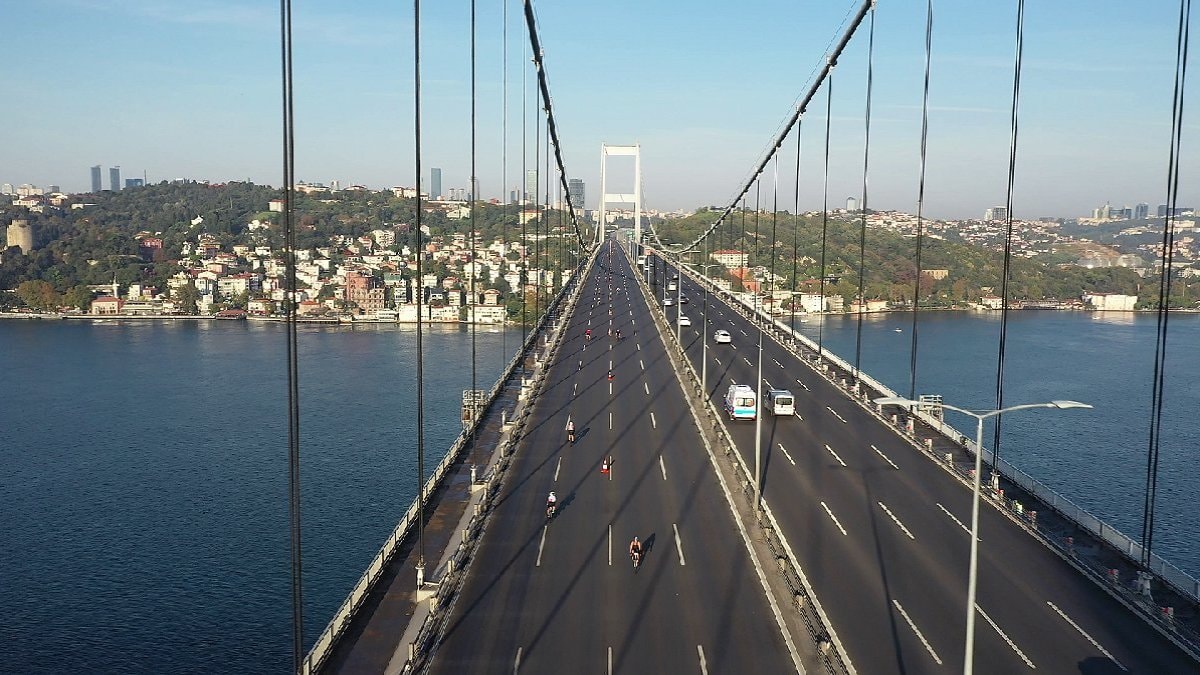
top-left (908, 0), bottom-right (934, 402)
top-left (853, 3), bottom-right (876, 383)
top-left (990, 0), bottom-right (1025, 468)
top-left (1142, 0), bottom-right (1191, 567)
top-left (817, 72), bottom-right (833, 362)
top-left (278, 0), bottom-right (303, 666)
top-left (412, 0), bottom-right (427, 575)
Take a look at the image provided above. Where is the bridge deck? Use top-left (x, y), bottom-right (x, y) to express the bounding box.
top-left (656, 254), bottom-right (1198, 674)
top-left (420, 241), bottom-right (799, 673)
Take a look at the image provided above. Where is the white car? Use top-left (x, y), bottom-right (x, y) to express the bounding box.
top-left (664, 298), bottom-right (675, 307)
top-left (678, 315), bottom-right (692, 327)
top-left (713, 329), bottom-right (732, 343)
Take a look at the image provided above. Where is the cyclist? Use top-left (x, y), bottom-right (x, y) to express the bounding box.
top-left (566, 419), bottom-right (575, 444)
top-left (615, 328), bottom-right (621, 340)
top-left (546, 491), bottom-right (558, 518)
top-left (629, 536), bottom-right (643, 567)
top-left (585, 328), bottom-right (592, 341)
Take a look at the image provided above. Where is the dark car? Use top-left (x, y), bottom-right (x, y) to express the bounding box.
top-left (680, 296), bottom-right (689, 304)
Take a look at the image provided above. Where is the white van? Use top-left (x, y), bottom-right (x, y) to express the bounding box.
top-left (765, 389), bottom-right (795, 416)
top-left (724, 384), bottom-right (757, 420)
top-left (668, 281), bottom-right (677, 291)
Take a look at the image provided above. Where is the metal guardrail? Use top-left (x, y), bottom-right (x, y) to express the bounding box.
top-left (299, 255), bottom-right (593, 675)
top-left (636, 252), bottom-right (853, 675)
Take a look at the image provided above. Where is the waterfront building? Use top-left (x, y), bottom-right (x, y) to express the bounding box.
top-left (91, 296), bottom-right (124, 315)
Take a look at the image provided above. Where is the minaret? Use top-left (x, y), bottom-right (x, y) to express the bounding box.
top-left (112, 276), bottom-right (119, 299)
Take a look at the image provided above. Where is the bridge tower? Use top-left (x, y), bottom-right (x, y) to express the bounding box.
top-left (597, 144), bottom-right (642, 250)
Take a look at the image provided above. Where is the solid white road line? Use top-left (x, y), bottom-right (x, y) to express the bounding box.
top-left (1047, 601), bottom-right (1127, 671)
top-left (778, 443), bottom-right (796, 466)
top-left (826, 406), bottom-right (847, 423)
top-left (554, 457), bottom-right (562, 482)
top-left (977, 605), bottom-right (1036, 669)
top-left (796, 379), bottom-right (809, 391)
top-left (650, 412), bottom-right (657, 429)
top-left (878, 502), bottom-right (916, 540)
top-left (825, 444), bottom-right (847, 467)
top-left (697, 645), bottom-right (709, 675)
top-left (608, 647), bottom-right (613, 675)
top-left (644, 381), bottom-right (650, 395)
top-left (659, 455), bottom-right (667, 480)
top-left (608, 525), bottom-right (612, 566)
top-left (820, 501), bottom-right (848, 536)
top-left (536, 525), bottom-right (548, 567)
top-left (936, 502), bottom-right (975, 537)
top-left (892, 600), bottom-right (943, 665)
top-left (514, 646), bottom-right (522, 674)
top-left (673, 523), bottom-right (687, 565)
top-left (872, 444), bottom-right (899, 469)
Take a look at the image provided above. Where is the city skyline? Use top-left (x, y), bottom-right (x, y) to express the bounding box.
top-left (1, 1), bottom-right (1194, 220)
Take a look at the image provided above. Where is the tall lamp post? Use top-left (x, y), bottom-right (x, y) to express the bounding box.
top-left (873, 396), bottom-right (1092, 675)
top-left (694, 262), bottom-right (721, 396)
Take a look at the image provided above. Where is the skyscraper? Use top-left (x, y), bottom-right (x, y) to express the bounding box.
top-left (568, 178), bottom-right (585, 210)
top-left (110, 166), bottom-right (121, 191)
top-left (430, 168), bottom-right (442, 200)
top-left (91, 165), bottom-right (102, 192)
top-left (525, 170), bottom-right (538, 203)
top-left (1135, 203), bottom-right (1150, 220)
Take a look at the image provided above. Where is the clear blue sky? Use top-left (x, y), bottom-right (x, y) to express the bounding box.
top-left (2, 0), bottom-right (1194, 219)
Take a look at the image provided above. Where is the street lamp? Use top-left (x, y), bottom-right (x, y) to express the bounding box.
top-left (873, 396), bottom-right (1092, 675)
top-left (694, 262), bottom-right (721, 396)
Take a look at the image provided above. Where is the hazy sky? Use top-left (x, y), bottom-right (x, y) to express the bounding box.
top-left (2, 0), bottom-right (1195, 220)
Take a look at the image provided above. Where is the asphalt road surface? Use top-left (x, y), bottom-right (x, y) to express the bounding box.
top-left (647, 252), bottom-right (1197, 674)
top-left (424, 241), bottom-right (799, 674)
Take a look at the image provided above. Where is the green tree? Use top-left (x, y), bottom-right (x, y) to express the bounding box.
top-left (64, 285), bottom-right (94, 311)
top-left (15, 280), bottom-right (61, 311)
top-left (175, 282), bottom-right (200, 314)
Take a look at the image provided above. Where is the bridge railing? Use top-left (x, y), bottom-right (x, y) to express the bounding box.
top-left (300, 252), bottom-right (593, 675)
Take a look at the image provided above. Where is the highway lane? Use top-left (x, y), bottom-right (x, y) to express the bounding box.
top-left (425, 242), bottom-right (797, 674)
top-left (644, 254), bottom-right (1197, 674)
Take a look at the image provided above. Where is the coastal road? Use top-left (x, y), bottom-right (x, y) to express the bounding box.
top-left (646, 252), bottom-right (1198, 674)
top-left (423, 240), bottom-right (799, 673)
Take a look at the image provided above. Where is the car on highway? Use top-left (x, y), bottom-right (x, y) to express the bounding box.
top-left (713, 329), bottom-right (732, 343)
top-left (664, 297), bottom-right (674, 307)
top-left (680, 296), bottom-right (689, 304)
top-left (678, 315), bottom-right (692, 327)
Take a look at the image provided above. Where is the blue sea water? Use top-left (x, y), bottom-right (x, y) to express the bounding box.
top-left (0, 320), bottom-right (519, 674)
top-left (0, 312), bottom-right (1196, 673)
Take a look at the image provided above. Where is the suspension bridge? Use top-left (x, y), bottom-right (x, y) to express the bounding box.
top-left (265, 0), bottom-right (1200, 673)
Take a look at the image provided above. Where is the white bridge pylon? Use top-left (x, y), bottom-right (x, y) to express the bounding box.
top-left (597, 144), bottom-right (642, 246)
